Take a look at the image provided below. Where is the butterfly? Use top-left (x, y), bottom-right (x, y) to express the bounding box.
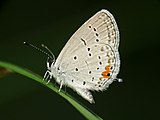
top-left (25, 9), bottom-right (121, 103)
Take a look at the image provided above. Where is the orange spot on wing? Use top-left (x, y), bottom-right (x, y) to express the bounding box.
top-left (100, 65), bottom-right (111, 79)
top-left (105, 65), bottom-right (111, 72)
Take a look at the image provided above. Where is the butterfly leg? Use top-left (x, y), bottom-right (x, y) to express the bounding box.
top-left (43, 70), bottom-right (49, 80)
top-left (43, 70), bottom-right (52, 84)
top-left (59, 80), bottom-right (63, 92)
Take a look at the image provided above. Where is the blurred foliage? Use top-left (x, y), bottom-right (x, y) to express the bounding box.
top-left (0, 67), bottom-right (12, 77)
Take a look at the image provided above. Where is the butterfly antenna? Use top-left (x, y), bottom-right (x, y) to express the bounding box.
top-left (41, 44), bottom-right (55, 61)
top-left (23, 41), bottom-right (53, 59)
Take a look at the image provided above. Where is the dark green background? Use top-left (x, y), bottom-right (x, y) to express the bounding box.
top-left (0, 0), bottom-right (160, 120)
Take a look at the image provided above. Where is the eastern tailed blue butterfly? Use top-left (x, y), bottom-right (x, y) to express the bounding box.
top-left (24, 9), bottom-right (121, 103)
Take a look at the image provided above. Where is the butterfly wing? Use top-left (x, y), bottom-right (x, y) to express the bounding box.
top-left (54, 9), bottom-right (120, 103)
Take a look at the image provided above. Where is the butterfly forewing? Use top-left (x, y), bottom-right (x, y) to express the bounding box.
top-left (54, 9), bottom-right (120, 103)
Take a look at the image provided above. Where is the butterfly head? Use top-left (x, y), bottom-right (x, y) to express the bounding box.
top-left (46, 57), bottom-right (55, 71)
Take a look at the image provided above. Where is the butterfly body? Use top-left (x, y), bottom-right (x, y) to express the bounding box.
top-left (44, 9), bottom-right (120, 103)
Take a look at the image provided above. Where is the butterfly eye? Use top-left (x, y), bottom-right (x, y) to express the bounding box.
top-left (47, 57), bottom-right (54, 69)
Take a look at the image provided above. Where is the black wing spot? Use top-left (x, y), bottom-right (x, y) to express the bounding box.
top-left (72, 80), bottom-right (74, 82)
top-left (93, 28), bottom-right (96, 31)
top-left (83, 81), bottom-right (86, 85)
top-left (107, 73), bottom-right (110, 76)
top-left (98, 56), bottom-right (101, 59)
top-left (58, 67), bottom-right (60, 70)
top-left (87, 48), bottom-right (90, 51)
top-left (99, 61), bottom-right (102, 65)
top-left (95, 33), bottom-right (99, 36)
top-left (97, 67), bottom-right (99, 70)
top-left (110, 66), bottom-right (113, 70)
top-left (89, 53), bottom-right (92, 56)
top-left (89, 71), bottom-right (91, 74)
top-left (75, 68), bottom-right (78, 71)
top-left (74, 56), bottom-right (77, 60)
top-left (96, 39), bottom-right (99, 42)
top-left (92, 77), bottom-right (94, 81)
top-left (80, 38), bottom-right (87, 45)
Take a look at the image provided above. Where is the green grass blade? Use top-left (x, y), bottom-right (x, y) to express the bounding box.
top-left (0, 61), bottom-right (103, 120)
